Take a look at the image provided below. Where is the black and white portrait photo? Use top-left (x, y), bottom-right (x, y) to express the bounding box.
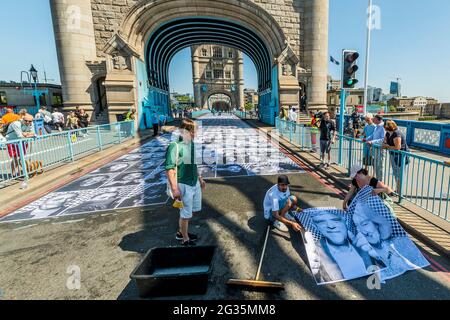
top-left (348, 186), bottom-right (430, 281)
top-left (298, 208), bottom-right (386, 285)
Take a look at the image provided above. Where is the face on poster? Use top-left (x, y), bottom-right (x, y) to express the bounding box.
top-left (298, 208), bottom-right (387, 285)
top-left (296, 186), bottom-right (430, 285)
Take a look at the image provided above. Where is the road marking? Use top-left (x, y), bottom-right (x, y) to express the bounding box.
top-left (52, 219), bottom-right (85, 225)
top-left (13, 224), bottom-right (38, 231)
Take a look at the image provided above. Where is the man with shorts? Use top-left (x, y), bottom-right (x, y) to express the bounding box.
top-left (166, 118), bottom-right (206, 246)
top-left (6, 114), bottom-right (35, 176)
top-left (318, 112), bottom-right (336, 169)
top-left (263, 175), bottom-right (302, 232)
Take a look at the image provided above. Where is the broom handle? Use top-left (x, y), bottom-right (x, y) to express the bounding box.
top-left (255, 225), bottom-right (271, 281)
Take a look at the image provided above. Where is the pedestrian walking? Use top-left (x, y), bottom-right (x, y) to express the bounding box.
top-left (318, 112), bottom-right (336, 169)
top-left (309, 110), bottom-right (319, 153)
top-left (151, 111), bottom-right (159, 137)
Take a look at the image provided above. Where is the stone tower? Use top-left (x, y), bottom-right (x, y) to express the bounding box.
top-left (191, 45), bottom-right (244, 110)
top-left (49, 0), bottom-right (329, 127)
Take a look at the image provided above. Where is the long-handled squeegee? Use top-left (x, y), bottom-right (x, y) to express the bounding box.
top-left (226, 224), bottom-right (285, 291)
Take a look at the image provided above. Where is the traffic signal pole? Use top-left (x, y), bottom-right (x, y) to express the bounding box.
top-left (363, 0), bottom-right (373, 115)
top-left (338, 88), bottom-right (347, 165)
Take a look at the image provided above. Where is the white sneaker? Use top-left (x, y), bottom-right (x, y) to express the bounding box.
top-left (273, 220), bottom-right (289, 232)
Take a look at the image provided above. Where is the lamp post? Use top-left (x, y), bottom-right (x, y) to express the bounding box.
top-left (23, 65), bottom-right (48, 112)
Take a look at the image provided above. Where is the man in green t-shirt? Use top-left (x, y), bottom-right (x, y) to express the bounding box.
top-left (165, 118), bottom-right (206, 246)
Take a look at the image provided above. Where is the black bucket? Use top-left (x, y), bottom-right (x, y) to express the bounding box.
top-left (130, 246), bottom-right (216, 298)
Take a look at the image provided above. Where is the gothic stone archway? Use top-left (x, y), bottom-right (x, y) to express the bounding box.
top-left (50, 0), bottom-right (329, 127)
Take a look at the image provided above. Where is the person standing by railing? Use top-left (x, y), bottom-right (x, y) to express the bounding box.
top-left (78, 108), bottom-right (90, 137)
top-left (309, 110), bottom-right (319, 153)
top-left (365, 115), bottom-right (385, 180)
top-left (5, 114), bottom-right (35, 177)
top-left (362, 113), bottom-right (376, 170)
top-left (288, 106), bottom-right (298, 133)
top-left (382, 120), bottom-right (410, 195)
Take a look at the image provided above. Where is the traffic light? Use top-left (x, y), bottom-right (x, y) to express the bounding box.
top-left (342, 50), bottom-right (359, 89)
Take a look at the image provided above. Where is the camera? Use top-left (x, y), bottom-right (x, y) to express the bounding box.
top-left (314, 111), bottom-right (323, 120)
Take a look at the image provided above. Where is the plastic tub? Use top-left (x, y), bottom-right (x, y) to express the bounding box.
top-left (130, 246), bottom-right (216, 298)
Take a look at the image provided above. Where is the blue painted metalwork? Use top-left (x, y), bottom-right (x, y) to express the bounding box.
top-left (0, 121), bottom-right (135, 187)
top-left (275, 117), bottom-right (450, 222)
top-left (140, 16), bottom-right (278, 125)
top-left (336, 114), bottom-right (450, 155)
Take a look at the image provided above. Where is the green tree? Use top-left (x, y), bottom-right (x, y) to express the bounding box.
top-left (389, 106), bottom-right (397, 112)
top-left (244, 102), bottom-right (253, 111)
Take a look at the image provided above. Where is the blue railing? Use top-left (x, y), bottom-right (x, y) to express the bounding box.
top-left (0, 121), bottom-right (135, 187)
top-left (191, 110), bottom-right (211, 118)
top-left (234, 110), bottom-right (259, 120)
top-left (275, 117), bottom-right (450, 222)
top-left (337, 114), bottom-right (450, 155)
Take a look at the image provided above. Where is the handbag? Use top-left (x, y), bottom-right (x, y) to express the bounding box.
top-left (166, 142), bottom-right (179, 199)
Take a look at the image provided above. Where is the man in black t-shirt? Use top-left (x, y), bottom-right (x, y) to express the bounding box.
top-left (318, 112), bottom-right (336, 168)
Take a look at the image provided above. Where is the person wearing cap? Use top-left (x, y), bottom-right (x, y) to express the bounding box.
top-left (343, 164), bottom-right (393, 211)
top-left (364, 114), bottom-right (385, 180)
top-left (263, 175), bottom-right (302, 232)
top-left (5, 114), bottom-right (36, 176)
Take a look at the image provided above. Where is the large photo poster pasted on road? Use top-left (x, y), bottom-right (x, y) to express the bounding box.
top-left (0, 115), bottom-right (304, 223)
top-left (296, 186), bottom-right (430, 285)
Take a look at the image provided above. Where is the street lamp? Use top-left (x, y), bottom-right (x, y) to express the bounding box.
top-left (30, 65), bottom-right (38, 84)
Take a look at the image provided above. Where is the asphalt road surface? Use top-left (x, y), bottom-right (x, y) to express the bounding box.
top-left (0, 115), bottom-right (448, 300)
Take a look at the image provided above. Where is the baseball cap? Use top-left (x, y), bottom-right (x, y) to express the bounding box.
top-left (365, 113), bottom-right (374, 119)
top-left (23, 114), bottom-right (34, 122)
top-left (278, 175), bottom-right (290, 185)
top-left (350, 164), bottom-right (363, 179)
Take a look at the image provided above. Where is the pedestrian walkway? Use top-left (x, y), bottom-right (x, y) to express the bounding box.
top-left (247, 119), bottom-right (450, 258)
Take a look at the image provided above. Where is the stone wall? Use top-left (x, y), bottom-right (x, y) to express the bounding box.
top-left (90, 0), bottom-right (303, 59)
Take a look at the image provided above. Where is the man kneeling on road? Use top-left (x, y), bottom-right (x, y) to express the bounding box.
top-left (263, 175), bottom-right (302, 232)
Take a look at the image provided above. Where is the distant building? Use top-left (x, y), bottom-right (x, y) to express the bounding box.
top-left (0, 81), bottom-right (63, 115)
top-left (367, 86), bottom-right (382, 103)
top-left (327, 88), bottom-right (365, 114)
top-left (387, 96), bottom-right (439, 115)
top-left (244, 88), bottom-right (258, 109)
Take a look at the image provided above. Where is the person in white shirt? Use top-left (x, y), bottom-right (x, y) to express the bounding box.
top-left (263, 175), bottom-right (302, 232)
top-left (51, 108), bottom-right (65, 132)
top-left (288, 106), bottom-right (298, 133)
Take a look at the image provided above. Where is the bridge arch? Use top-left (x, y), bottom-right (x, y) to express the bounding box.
top-left (119, 0), bottom-right (288, 125)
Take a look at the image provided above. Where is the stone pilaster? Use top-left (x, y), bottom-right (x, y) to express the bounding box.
top-left (237, 51), bottom-right (245, 109)
top-left (302, 0), bottom-right (329, 111)
top-left (50, 0), bottom-right (97, 112)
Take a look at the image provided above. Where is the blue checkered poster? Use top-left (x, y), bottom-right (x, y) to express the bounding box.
top-left (295, 186), bottom-right (430, 285)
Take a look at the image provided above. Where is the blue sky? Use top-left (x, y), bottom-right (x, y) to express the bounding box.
top-left (1, 0), bottom-right (449, 101)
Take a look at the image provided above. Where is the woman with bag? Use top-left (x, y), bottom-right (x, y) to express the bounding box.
top-left (165, 118), bottom-right (206, 246)
top-left (382, 120), bottom-right (410, 194)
